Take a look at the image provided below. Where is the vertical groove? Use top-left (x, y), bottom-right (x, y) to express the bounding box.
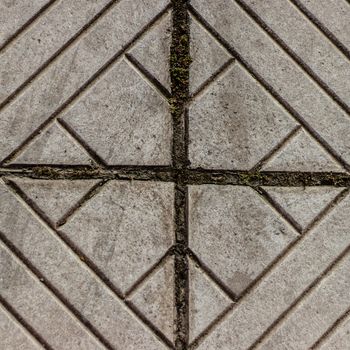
top-left (171, 0), bottom-right (191, 348)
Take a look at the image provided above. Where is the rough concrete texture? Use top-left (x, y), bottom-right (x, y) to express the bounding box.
top-left (1, 0), bottom-right (350, 349)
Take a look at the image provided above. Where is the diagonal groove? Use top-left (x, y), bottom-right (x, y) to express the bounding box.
top-left (191, 187), bottom-right (349, 348)
top-left (56, 179), bottom-right (109, 227)
top-left (188, 4), bottom-right (349, 172)
top-left (0, 3), bottom-right (171, 166)
top-left (249, 242), bottom-right (350, 350)
top-left (0, 0), bottom-right (119, 112)
top-left (2, 1), bottom-right (350, 348)
top-left (56, 119), bottom-right (107, 168)
top-left (311, 306), bottom-right (350, 349)
top-left (235, 0), bottom-right (350, 116)
top-left (0, 0), bottom-right (59, 54)
top-left (289, 0), bottom-right (350, 61)
top-left (187, 249), bottom-right (236, 302)
top-left (188, 305), bottom-right (234, 349)
top-left (3, 178), bottom-right (173, 349)
top-left (125, 53), bottom-right (172, 99)
top-left (190, 57), bottom-right (235, 100)
top-left (256, 186), bottom-right (303, 233)
top-left (251, 125), bottom-right (302, 172)
top-left (0, 230), bottom-right (112, 350)
top-left (125, 247), bottom-right (174, 298)
top-left (0, 296), bottom-right (53, 350)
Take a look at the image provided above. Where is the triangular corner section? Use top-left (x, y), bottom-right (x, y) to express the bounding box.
top-left (128, 11), bottom-right (172, 92)
top-left (189, 14), bottom-right (232, 95)
top-left (188, 258), bottom-right (232, 343)
top-left (262, 185), bottom-right (344, 231)
top-left (262, 128), bottom-right (345, 173)
top-left (10, 122), bottom-right (93, 166)
top-left (127, 256), bottom-right (175, 344)
top-left (12, 178), bottom-right (99, 226)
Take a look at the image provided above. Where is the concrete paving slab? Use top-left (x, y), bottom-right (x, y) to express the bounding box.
top-left (189, 16), bottom-right (231, 95)
top-left (0, 180), bottom-right (172, 349)
top-left (191, 0), bottom-right (350, 170)
top-left (0, 304), bottom-right (43, 350)
top-left (0, 0), bottom-right (51, 47)
top-left (297, 0), bottom-right (350, 52)
top-left (189, 185), bottom-right (298, 296)
top-left (0, 0), bottom-right (169, 164)
top-left (189, 63), bottom-right (298, 170)
top-left (1, 0), bottom-right (350, 349)
top-left (0, 0), bottom-right (110, 104)
top-left (188, 258), bottom-right (232, 343)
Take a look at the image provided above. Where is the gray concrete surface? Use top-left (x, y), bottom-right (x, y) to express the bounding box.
top-left (1, 0), bottom-right (350, 349)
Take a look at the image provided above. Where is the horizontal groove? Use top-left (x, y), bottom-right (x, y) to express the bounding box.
top-left (1, 167), bottom-right (350, 186)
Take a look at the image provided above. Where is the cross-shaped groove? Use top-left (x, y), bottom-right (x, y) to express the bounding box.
top-left (1, 1), bottom-right (350, 349)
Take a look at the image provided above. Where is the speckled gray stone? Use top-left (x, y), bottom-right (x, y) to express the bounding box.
top-left (262, 128), bottom-right (345, 172)
top-left (0, 304), bottom-right (42, 350)
top-left (189, 63), bottom-right (297, 170)
top-left (0, 0), bottom-right (49, 47)
top-left (244, 0), bottom-right (350, 104)
top-left (129, 11), bottom-right (172, 92)
top-left (11, 121), bottom-right (93, 166)
top-left (61, 181), bottom-right (174, 294)
top-left (189, 185), bottom-right (298, 296)
top-left (196, 190), bottom-right (350, 350)
top-left (61, 59), bottom-right (172, 165)
top-left (0, 0), bottom-right (169, 163)
top-left (13, 179), bottom-right (99, 226)
top-left (0, 242), bottom-right (105, 350)
top-left (0, 0), bottom-right (110, 104)
top-left (188, 259), bottom-right (232, 343)
top-left (263, 186), bottom-right (343, 232)
top-left (191, 0), bottom-right (350, 168)
top-left (318, 314), bottom-right (350, 350)
top-left (128, 257), bottom-right (175, 344)
top-left (257, 252), bottom-right (350, 350)
top-left (298, 0), bottom-right (350, 51)
top-left (0, 180), bottom-right (171, 349)
top-left (189, 16), bottom-right (231, 95)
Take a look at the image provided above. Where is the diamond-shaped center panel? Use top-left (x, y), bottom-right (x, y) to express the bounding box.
top-left (60, 58), bottom-right (172, 166)
top-left (189, 185), bottom-right (298, 296)
top-left (61, 181), bottom-right (174, 294)
top-left (189, 63), bottom-right (298, 170)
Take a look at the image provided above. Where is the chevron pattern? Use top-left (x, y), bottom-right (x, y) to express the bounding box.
top-left (1, 0), bottom-right (350, 349)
